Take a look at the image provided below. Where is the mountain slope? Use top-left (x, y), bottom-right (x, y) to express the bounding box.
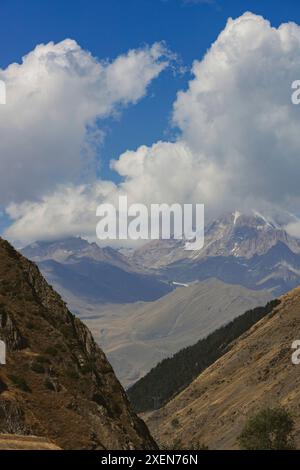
top-left (128, 299), bottom-right (279, 412)
top-left (145, 286), bottom-right (300, 450)
top-left (38, 257), bottom-right (171, 304)
top-left (84, 279), bottom-right (272, 388)
top-left (22, 238), bottom-right (172, 304)
top-left (0, 238), bottom-right (156, 450)
top-left (0, 434), bottom-right (61, 450)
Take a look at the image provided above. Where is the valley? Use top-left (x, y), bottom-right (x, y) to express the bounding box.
top-left (2, 208), bottom-right (300, 449)
top-left (22, 210), bottom-right (300, 387)
top-left (82, 280), bottom-right (271, 387)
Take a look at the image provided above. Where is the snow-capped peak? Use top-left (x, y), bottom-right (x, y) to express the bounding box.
top-left (251, 210), bottom-right (278, 229)
top-left (233, 211), bottom-right (241, 225)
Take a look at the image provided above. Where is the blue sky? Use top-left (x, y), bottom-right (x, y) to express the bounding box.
top-left (2, 0), bottom-right (300, 182)
top-left (2, 0), bottom-right (300, 243)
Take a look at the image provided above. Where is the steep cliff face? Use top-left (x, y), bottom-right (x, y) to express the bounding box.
top-left (0, 239), bottom-right (156, 450)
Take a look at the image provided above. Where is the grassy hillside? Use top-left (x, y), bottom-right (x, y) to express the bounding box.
top-left (145, 287), bottom-right (300, 449)
top-left (128, 299), bottom-right (280, 412)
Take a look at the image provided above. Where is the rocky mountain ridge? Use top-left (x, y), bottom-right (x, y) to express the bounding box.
top-left (131, 210), bottom-right (300, 266)
top-left (0, 238), bottom-right (156, 450)
top-left (130, 211), bottom-right (300, 295)
top-left (22, 237), bottom-right (172, 305)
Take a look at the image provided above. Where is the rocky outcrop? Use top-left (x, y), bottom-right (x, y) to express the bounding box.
top-left (0, 238), bottom-right (157, 450)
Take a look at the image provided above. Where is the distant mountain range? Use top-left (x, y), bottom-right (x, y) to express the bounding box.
top-left (21, 210), bottom-right (300, 387)
top-left (131, 210), bottom-right (300, 295)
top-left (22, 238), bottom-right (172, 304)
top-left (23, 210), bottom-right (300, 302)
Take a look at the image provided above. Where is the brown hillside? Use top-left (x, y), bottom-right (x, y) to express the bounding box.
top-left (0, 238), bottom-right (156, 450)
top-left (0, 434), bottom-right (61, 450)
top-left (146, 287), bottom-right (300, 449)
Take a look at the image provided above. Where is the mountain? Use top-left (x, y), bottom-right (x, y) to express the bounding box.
top-left (84, 279), bottom-right (272, 388)
top-left (194, 210), bottom-right (300, 260)
top-left (161, 240), bottom-right (300, 295)
top-left (127, 299), bottom-right (279, 412)
top-left (23, 211), bottom-right (300, 304)
top-left (0, 238), bottom-right (156, 450)
top-left (22, 237), bottom-right (133, 271)
top-left (20, 211), bottom-right (300, 392)
top-left (22, 238), bottom-right (172, 304)
top-left (132, 211), bottom-right (300, 265)
top-left (145, 287), bottom-right (300, 450)
top-left (132, 211), bottom-right (300, 295)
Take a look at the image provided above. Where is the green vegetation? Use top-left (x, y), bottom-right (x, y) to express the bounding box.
top-left (35, 355), bottom-right (50, 364)
top-left (30, 361), bottom-right (45, 374)
top-left (161, 438), bottom-right (209, 450)
top-left (8, 374), bottom-right (31, 392)
top-left (66, 368), bottom-right (80, 380)
top-left (45, 346), bottom-right (58, 356)
top-left (238, 406), bottom-right (295, 450)
top-left (81, 360), bottom-right (96, 374)
top-left (26, 321), bottom-right (37, 330)
top-left (128, 299), bottom-right (280, 412)
top-left (171, 417), bottom-right (180, 428)
top-left (190, 442), bottom-right (209, 450)
top-left (44, 377), bottom-right (56, 391)
top-left (60, 324), bottom-right (74, 339)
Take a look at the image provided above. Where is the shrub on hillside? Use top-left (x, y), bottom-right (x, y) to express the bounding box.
top-left (238, 406), bottom-right (295, 450)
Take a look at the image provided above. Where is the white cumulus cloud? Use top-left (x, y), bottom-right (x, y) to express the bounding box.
top-left (0, 39), bottom-right (169, 205)
top-left (5, 181), bottom-right (117, 245)
top-left (6, 12), bottom-right (300, 245)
